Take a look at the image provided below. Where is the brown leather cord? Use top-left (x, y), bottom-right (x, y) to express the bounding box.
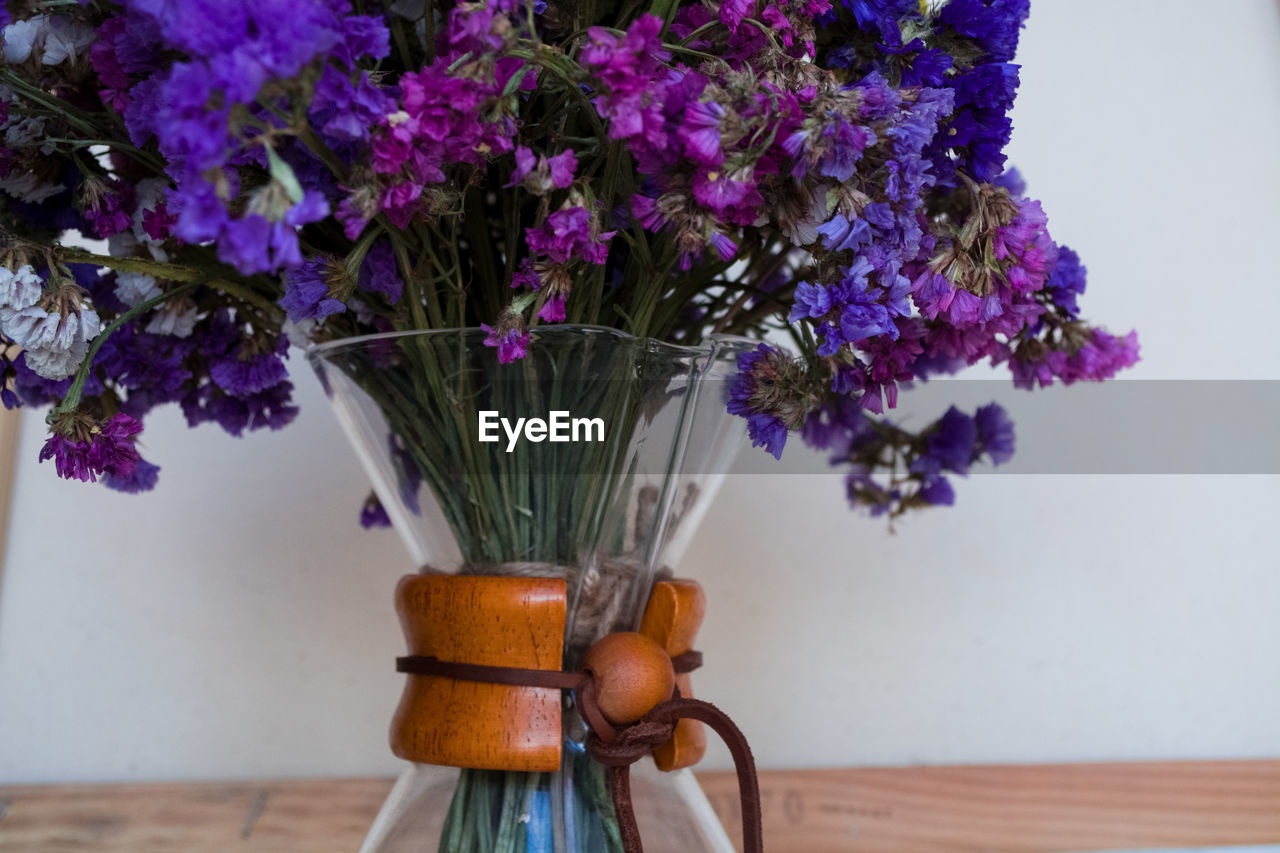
top-left (395, 648), bottom-right (761, 853)
top-left (396, 656), bottom-right (587, 689)
top-left (395, 650), bottom-right (703, 683)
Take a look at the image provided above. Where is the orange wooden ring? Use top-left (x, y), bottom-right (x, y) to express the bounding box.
top-left (389, 574), bottom-right (707, 774)
top-left (390, 574), bottom-right (566, 772)
top-left (639, 579), bottom-right (708, 771)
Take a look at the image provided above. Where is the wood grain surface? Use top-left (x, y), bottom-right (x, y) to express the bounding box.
top-left (699, 760), bottom-right (1280, 852)
top-left (2, 760), bottom-right (1277, 852)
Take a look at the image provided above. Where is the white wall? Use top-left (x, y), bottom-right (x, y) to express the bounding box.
top-left (3, 0), bottom-right (1280, 783)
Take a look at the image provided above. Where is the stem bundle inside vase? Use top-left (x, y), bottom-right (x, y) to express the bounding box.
top-left (314, 326), bottom-right (746, 853)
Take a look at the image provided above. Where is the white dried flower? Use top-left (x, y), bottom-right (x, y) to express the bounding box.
top-left (1, 304), bottom-right (101, 380)
top-left (146, 303), bottom-right (199, 339)
top-left (2, 16), bottom-right (46, 64)
top-left (114, 272), bottom-right (162, 308)
top-left (4, 116), bottom-right (47, 150)
top-left (129, 178), bottom-right (172, 249)
top-left (0, 171), bottom-right (65, 204)
top-left (39, 17), bottom-right (96, 65)
top-left (0, 265), bottom-right (45, 314)
top-left (2, 15), bottom-right (95, 66)
top-left (281, 317), bottom-right (318, 349)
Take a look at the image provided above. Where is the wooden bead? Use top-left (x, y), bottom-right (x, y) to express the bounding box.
top-left (582, 632), bottom-right (675, 725)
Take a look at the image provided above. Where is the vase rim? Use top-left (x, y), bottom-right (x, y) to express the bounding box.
top-left (305, 323), bottom-right (757, 364)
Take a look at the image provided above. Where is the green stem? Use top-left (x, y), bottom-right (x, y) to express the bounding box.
top-left (59, 249), bottom-right (208, 282)
top-left (50, 281), bottom-right (200, 418)
top-left (0, 70), bottom-right (105, 140)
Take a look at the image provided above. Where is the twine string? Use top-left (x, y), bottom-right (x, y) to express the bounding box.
top-left (456, 559), bottom-right (672, 652)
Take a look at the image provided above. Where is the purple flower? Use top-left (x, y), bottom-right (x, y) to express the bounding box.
top-left (369, 6), bottom-right (522, 216)
top-left (946, 289), bottom-right (982, 325)
top-left (937, 0), bottom-right (1030, 64)
top-left (746, 412), bottom-right (788, 460)
top-left (83, 183), bottom-right (135, 239)
top-left (678, 100), bottom-right (726, 166)
top-left (334, 14), bottom-right (391, 67)
top-left (708, 231), bottom-right (738, 261)
top-left (309, 65), bottom-right (391, 144)
top-left (843, 0), bottom-right (920, 43)
top-left (692, 169), bottom-right (753, 216)
top-left (1025, 329), bottom-right (1140, 386)
top-left (817, 120), bottom-right (873, 182)
top-left (39, 412), bottom-right (143, 484)
top-left (727, 344), bottom-right (808, 460)
top-left (918, 475), bottom-right (955, 506)
top-left (482, 312), bottom-right (531, 364)
top-left (790, 258), bottom-right (900, 356)
top-left (209, 337), bottom-right (290, 396)
top-left (181, 379), bottom-right (299, 437)
top-left (358, 239), bottom-right (403, 304)
top-left (281, 259), bottom-right (346, 322)
top-left (525, 207), bottom-right (615, 265)
top-left (974, 402), bottom-right (1015, 464)
top-left (719, 0), bottom-right (755, 31)
top-left (1044, 245), bottom-right (1086, 318)
top-left (888, 87), bottom-right (954, 158)
top-left (538, 293), bottom-right (566, 323)
top-left (360, 492), bottom-right (392, 528)
top-left (509, 147), bottom-right (538, 186)
top-left (200, 312), bottom-right (291, 399)
top-left (547, 150), bottom-right (577, 188)
top-left (90, 18), bottom-right (134, 107)
top-left (92, 320), bottom-right (194, 416)
top-left (510, 257), bottom-right (541, 291)
top-left (788, 281), bottom-right (828, 322)
top-left (993, 197), bottom-right (1056, 293)
top-left (938, 61), bottom-right (1020, 182)
top-left (816, 215), bottom-right (872, 252)
top-left (580, 16), bottom-right (671, 148)
top-left (104, 457), bottom-right (160, 493)
top-left (914, 406), bottom-right (977, 474)
top-left (142, 203), bottom-right (177, 240)
top-left (508, 146), bottom-right (578, 193)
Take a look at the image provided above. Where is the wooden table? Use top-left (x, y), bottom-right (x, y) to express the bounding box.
top-left (2, 760), bottom-right (1279, 851)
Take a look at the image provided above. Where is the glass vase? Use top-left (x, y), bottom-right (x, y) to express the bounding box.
top-left (309, 326), bottom-right (753, 853)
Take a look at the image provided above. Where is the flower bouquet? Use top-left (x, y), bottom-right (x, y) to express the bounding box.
top-left (0, 0), bottom-right (1137, 850)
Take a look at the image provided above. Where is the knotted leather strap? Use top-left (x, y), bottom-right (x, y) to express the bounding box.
top-left (397, 651), bottom-right (762, 853)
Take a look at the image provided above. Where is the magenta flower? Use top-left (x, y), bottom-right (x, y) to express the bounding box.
top-left (525, 207), bottom-right (615, 266)
top-left (39, 413), bottom-right (144, 484)
top-left (692, 170), bottom-right (752, 215)
top-left (508, 146), bottom-right (578, 193)
top-left (482, 314), bottom-right (531, 364)
top-left (581, 15), bottom-right (671, 147)
top-left (538, 293), bottom-right (567, 323)
top-left (547, 151), bottom-right (577, 189)
top-left (679, 101), bottom-right (726, 166)
top-left (83, 185), bottom-right (134, 239)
